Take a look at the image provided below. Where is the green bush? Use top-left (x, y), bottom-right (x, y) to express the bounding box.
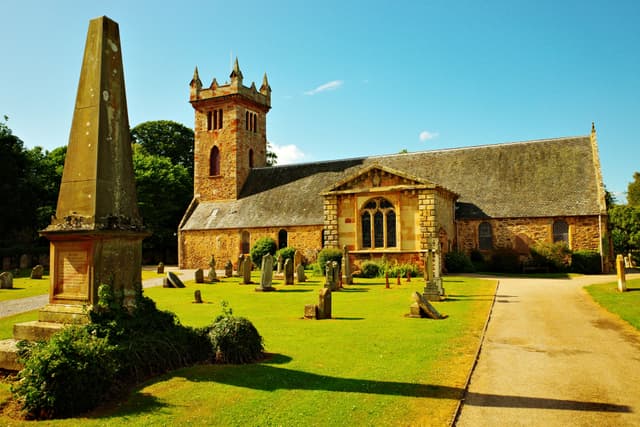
top-left (12, 327), bottom-right (118, 419)
top-left (387, 262), bottom-right (420, 278)
top-left (489, 247), bottom-right (521, 273)
top-left (208, 302), bottom-right (264, 364)
top-left (530, 241), bottom-right (571, 272)
top-left (275, 246), bottom-right (296, 263)
top-left (571, 250), bottom-right (602, 274)
top-left (250, 237), bottom-right (277, 267)
top-left (317, 247), bottom-right (342, 270)
top-left (444, 251), bottom-right (475, 273)
top-left (360, 260), bottom-right (381, 278)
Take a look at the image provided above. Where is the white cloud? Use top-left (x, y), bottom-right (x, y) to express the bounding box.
top-left (270, 142), bottom-right (306, 165)
top-left (304, 80), bottom-right (344, 95)
top-left (419, 130), bottom-right (439, 142)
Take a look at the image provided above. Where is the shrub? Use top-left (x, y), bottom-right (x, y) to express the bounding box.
top-left (530, 242), bottom-right (571, 272)
top-left (387, 262), bottom-right (420, 278)
top-left (470, 249), bottom-right (485, 263)
top-left (275, 246), bottom-right (296, 263)
top-left (489, 247), bottom-right (521, 273)
top-left (208, 302), bottom-right (264, 364)
top-left (12, 327), bottom-right (118, 419)
top-left (444, 251), bottom-right (475, 273)
top-left (571, 250), bottom-right (602, 274)
top-left (250, 237), bottom-right (277, 267)
top-left (360, 260), bottom-right (381, 278)
top-left (317, 247), bottom-right (342, 270)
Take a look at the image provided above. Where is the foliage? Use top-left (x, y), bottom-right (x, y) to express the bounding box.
top-left (359, 260), bottom-right (381, 278)
top-left (208, 301), bottom-right (264, 364)
top-left (131, 120), bottom-right (194, 174)
top-left (608, 204), bottom-right (640, 254)
top-left (266, 142), bottom-right (278, 166)
top-left (132, 144), bottom-right (192, 262)
top-left (356, 260), bottom-right (419, 278)
top-left (571, 250), bottom-right (602, 274)
top-left (12, 327), bottom-right (118, 419)
top-left (275, 246), bottom-right (296, 263)
top-left (250, 237), bottom-right (277, 267)
top-left (444, 251), bottom-right (475, 273)
top-left (529, 242), bottom-right (571, 272)
top-left (627, 172), bottom-right (640, 207)
top-left (317, 247), bottom-right (343, 270)
top-left (489, 247), bottom-right (521, 273)
top-left (386, 262), bottom-right (420, 278)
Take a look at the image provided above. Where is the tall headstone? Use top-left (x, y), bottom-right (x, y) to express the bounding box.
top-left (276, 254), bottom-right (283, 274)
top-left (317, 288), bottom-right (332, 319)
top-left (38, 16), bottom-right (148, 325)
top-left (293, 250), bottom-right (302, 270)
top-left (423, 249), bottom-right (441, 301)
top-left (324, 261), bottom-right (340, 291)
top-left (224, 260), bottom-right (233, 278)
top-left (256, 253), bottom-right (275, 291)
top-left (236, 254), bottom-right (244, 277)
top-left (207, 254), bottom-right (219, 282)
top-left (284, 258), bottom-right (294, 285)
top-left (242, 257), bottom-right (253, 284)
top-left (157, 262), bottom-right (164, 274)
top-left (341, 245), bottom-right (353, 285)
top-left (194, 268), bottom-right (204, 283)
top-left (296, 263), bottom-right (306, 283)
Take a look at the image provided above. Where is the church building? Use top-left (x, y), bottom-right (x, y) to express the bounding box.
top-left (178, 60), bottom-right (610, 272)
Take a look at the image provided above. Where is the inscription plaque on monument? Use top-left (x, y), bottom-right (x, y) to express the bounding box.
top-left (54, 242), bottom-right (90, 301)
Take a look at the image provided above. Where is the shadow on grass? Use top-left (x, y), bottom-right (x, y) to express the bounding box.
top-left (273, 289), bottom-right (313, 293)
top-left (339, 288), bottom-right (369, 293)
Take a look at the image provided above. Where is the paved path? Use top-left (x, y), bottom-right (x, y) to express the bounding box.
top-left (456, 274), bottom-right (640, 427)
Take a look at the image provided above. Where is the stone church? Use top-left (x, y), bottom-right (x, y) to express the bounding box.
top-left (179, 60), bottom-right (609, 272)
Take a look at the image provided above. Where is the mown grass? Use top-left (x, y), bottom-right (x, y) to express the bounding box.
top-left (585, 277), bottom-right (640, 331)
top-left (0, 275), bottom-right (49, 302)
top-left (0, 273), bottom-right (496, 426)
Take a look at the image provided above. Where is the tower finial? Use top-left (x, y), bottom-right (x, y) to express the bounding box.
top-left (591, 121), bottom-right (596, 134)
top-left (230, 57), bottom-right (243, 81)
top-left (190, 66), bottom-right (202, 89)
top-left (260, 72), bottom-right (271, 94)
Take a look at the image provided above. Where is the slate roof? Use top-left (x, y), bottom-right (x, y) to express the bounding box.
top-left (181, 135), bottom-right (606, 231)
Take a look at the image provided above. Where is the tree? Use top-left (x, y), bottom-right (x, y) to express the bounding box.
top-left (608, 204), bottom-right (640, 254)
top-left (131, 121), bottom-right (194, 174)
top-left (266, 142), bottom-right (278, 166)
top-left (627, 172), bottom-right (640, 207)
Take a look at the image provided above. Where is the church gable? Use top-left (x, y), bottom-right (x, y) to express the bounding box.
top-left (321, 164), bottom-right (434, 195)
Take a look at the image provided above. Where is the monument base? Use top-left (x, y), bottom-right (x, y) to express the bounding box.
top-left (39, 303), bottom-right (90, 324)
top-left (0, 339), bottom-right (23, 371)
top-left (13, 320), bottom-right (66, 341)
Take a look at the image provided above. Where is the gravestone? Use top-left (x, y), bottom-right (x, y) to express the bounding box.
top-left (194, 290), bottom-right (203, 304)
top-left (236, 254), bottom-right (244, 277)
top-left (194, 268), bottom-right (204, 284)
top-left (296, 263), bottom-right (306, 283)
top-left (167, 271), bottom-right (186, 288)
top-left (276, 254), bottom-right (283, 274)
top-left (409, 291), bottom-right (447, 319)
top-left (433, 241), bottom-right (445, 297)
top-left (304, 304), bottom-right (316, 319)
top-left (0, 272), bottom-right (13, 289)
top-left (341, 245), bottom-right (353, 285)
top-left (617, 254), bottom-right (627, 292)
top-left (284, 258), bottom-right (294, 285)
top-left (207, 255), bottom-right (219, 282)
top-left (294, 250), bottom-right (302, 270)
top-left (157, 262), bottom-right (164, 274)
top-left (256, 253), bottom-right (275, 292)
top-left (242, 257), bottom-right (253, 284)
top-left (2, 257), bottom-right (10, 271)
top-left (30, 265), bottom-right (44, 280)
top-left (19, 254), bottom-right (30, 269)
top-left (628, 252), bottom-right (635, 268)
top-left (317, 288), bottom-right (332, 319)
top-left (224, 260), bottom-right (233, 278)
top-left (325, 261), bottom-right (340, 291)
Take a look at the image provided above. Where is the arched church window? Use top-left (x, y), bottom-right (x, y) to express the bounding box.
top-left (249, 149), bottom-right (254, 168)
top-left (210, 146), bottom-right (220, 176)
top-left (240, 230), bottom-right (250, 254)
top-left (278, 229), bottom-right (288, 249)
top-left (478, 222), bottom-right (492, 250)
top-left (360, 197), bottom-right (397, 249)
top-left (553, 220), bottom-right (569, 243)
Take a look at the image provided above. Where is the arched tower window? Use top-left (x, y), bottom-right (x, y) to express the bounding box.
top-left (360, 198), bottom-right (397, 249)
top-left (278, 229), bottom-right (288, 249)
top-left (478, 222), bottom-right (492, 250)
top-left (240, 230), bottom-right (250, 254)
top-left (210, 146), bottom-right (220, 176)
top-left (553, 220), bottom-right (569, 243)
top-left (249, 149), bottom-right (254, 168)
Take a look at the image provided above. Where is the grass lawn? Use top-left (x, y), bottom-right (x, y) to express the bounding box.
top-left (0, 275), bottom-right (49, 302)
top-left (0, 273), bottom-right (496, 426)
top-left (585, 277), bottom-right (640, 331)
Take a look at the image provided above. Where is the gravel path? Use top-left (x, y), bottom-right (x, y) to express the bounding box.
top-left (0, 269), bottom-right (198, 319)
top-left (456, 274), bottom-right (640, 427)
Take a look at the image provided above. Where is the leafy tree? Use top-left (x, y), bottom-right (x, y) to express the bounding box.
top-left (608, 204), bottom-right (640, 254)
top-left (132, 145), bottom-right (192, 262)
top-left (266, 142), bottom-right (278, 166)
top-left (131, 120), bottom-right (194, 174)
top-left (627, 172), bottom-right (640, 207)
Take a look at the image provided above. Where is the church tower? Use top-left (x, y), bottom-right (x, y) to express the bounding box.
top-left (189, 58), bottom-right (271, 201)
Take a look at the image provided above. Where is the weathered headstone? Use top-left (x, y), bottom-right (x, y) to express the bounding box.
top-left (242, 257), bottom-right (253, 284)
top-left (341, 245), bottom-right (353, 285)
top-left (19, 254), bottom-right (30, 269)
top-left (0, 272), bottom-right (13, 289)
top-left (167, 271), bottom-right (186, 288)
top-left (617, 254), bottom-right (627, 292)
top-left (30, 265), bottom-right (44, 280)
top-left (276, 254), bottom-right (283, 274)
top-left (433, 241), bottom-right (445, 297)
top-left (1, 257), bottom-right (11, 271)
top-left (317, 288), bottom-right (332, 319)
top-left (236, 254), bottom-right (244, 277)
top-left (207, 255), bottom-right (219, 282)
top-left (224, 260), bottom-right (233, 278)
top-left (163, 277), bottom-right (171, 288)
top-left (304, 304), bottom-right (316, 319)
top-left (256, 253), bottom-right (275, 292)
top-left (296, 263), bottom-right (306, 283)
top-left (194, 290), bottom-right (203, 304)
top-left (628, 252), bottom-right (635, 268)
top-left (423, 241), bottom-right (445, 301)
top-left (157, 262), bottom-right (164, 274)
top-left (325, 261), bottom-right (340, 291)
top-left (293, 250), bottom-right (302, 270)
top-left (194, 268), bottom-right (204, 284)
top-left (409, 291), bottom-right (447, 319)
top-left (284, 258), bottom-right (294, 285)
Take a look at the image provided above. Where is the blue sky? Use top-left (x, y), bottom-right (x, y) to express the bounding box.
top-left (2, 0), bottom-right (639, 201)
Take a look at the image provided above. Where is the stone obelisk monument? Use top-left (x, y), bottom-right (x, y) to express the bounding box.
top-left (24, 16), bottom-right (147, 333)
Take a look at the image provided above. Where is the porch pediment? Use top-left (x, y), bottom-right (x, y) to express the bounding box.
top-left (320, 164), bottom-right (435, 195)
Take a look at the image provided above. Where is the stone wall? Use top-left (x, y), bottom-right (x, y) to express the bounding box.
top-left (456, 215), bottom-right (603, 256)
top-left (180, 224), bottom-right (322, 269)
